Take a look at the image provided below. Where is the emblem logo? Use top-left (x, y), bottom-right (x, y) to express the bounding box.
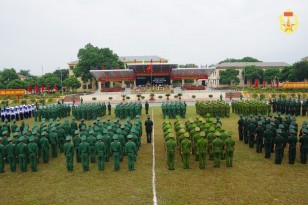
top-left (279, 9), bottom-right (299, 34)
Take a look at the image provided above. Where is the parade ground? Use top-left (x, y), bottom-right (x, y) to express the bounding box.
top-left (0, 106), bottom-right (307, 205)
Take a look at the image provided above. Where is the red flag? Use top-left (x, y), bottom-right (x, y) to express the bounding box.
top-left (101, 65), bottom-right (105, 70)
top-left (28, 85), bottom-right (32, 93)
top-left (47, 86), bottom-right (50, 93)
top-left (41, 85), bottom-right (45, 92)
top-left (254, 79), bottom-right (259, 88)
top-left (263, 81), bottom-right (266, 88)
top-left (146, 65), bottom-right (153, 72)
top-left (35, 85), bottom-right (39, 93)
top-left (54, 85), bottom-right (58, 92)
top-left (249, 80), bottom-right (252, 88)
top-left (276, 80), bottom-right (279, 89)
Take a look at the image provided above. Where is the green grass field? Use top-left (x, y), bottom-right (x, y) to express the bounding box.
top-left (0, 106), bottom-right (307, 205)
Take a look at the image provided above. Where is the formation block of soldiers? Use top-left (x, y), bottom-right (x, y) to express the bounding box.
top-left (114, 102), bottom-right (141, 119)
top-left (72, 103), bottom-right (106, 121)
top-left (232, 100), bottom-right (269, 116)
top-left (196, 100), bottom-right (230, 118)
top-left (162, 101), bottom-right (186, 119)
top-left (269, 97), bottom-right (307, 116)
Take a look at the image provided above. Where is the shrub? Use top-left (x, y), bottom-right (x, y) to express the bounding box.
top-left (271, 93), bottom-right (276, 98)
top-left (252, 93), bottom-right (258, 99)
top-left (178, 93), bottom-right (182, 97)
top-left (192, 95), bottom-right (196, 99)
top-left (141, 96), bottom-right (145, 99)
top-left (92, 97), bottom-right (97, 101)
top-left (39, 99), bottom-right (45, 105)
top-left (47, 98), bottom-right (53, 103)
top-left (150, 93), bottom-right (155, 97)
top-left (208, 94), bottom-right (213, 98)
top-left (21, 100), bottom-right (27, 104)
top-left (158, 96), bottom-right (163, 99)
top-left (126, 96), bottom-right (130, 100)
top-left (260, 93), bottom-right (265, 100)
top-left (165, 93), bottom-right (170, 97)
top-left (174, 95), bottom-right (178, 98)
top-left (136, 94), bottom-right (141, 98)
top-left (281, 93), bottom-right (287, 99)
top-left (108, 97), bottom-right (113, 100)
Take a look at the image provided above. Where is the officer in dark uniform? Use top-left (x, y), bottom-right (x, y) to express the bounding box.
top-left (144, 115), bottom-right (153, 143)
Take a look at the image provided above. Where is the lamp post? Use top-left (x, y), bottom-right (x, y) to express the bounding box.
top-left (59, 67), bottom-right (63, 94)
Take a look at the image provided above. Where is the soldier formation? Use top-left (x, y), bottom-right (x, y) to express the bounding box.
top-left (196, 100), bottom-right (230, 118)
top-left (0, 115), bottom-right (142, 173)
top-left (232, 100), bottom-right (270, 116)
top-left (72, 103), bottom-right (106, 121)
top-left (1, 104), bottom-right (35, 122)
top-left (164, 114), bottom-right (235, 170)
top-left (114, 102), bottom-right (142, 119)
top-left (237, 113), bottom-right (308, 164)
top-left (33, 104), bottom-right (71, 122)
top-left (162, 101), bottom-right (186, 119)
top-left (269, 97), bottom-right (308, 116)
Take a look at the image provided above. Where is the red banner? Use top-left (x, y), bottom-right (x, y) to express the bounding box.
top-left (28, 85), bottom-right (32, 93)
top-left (47, 86), bottom-right (50, 93)
top-left (35, 86), bottom-right (39, 93)
top-left (54, 85), bottom-right (58, 92)
top-left (254, 79), bottom-right (259, 88)
top-left (276, 80), bottom-right (279, 89)
top-left (41, 85), bottom-right (45, 92)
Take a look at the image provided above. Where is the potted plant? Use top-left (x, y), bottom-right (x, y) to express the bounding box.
top-left (165, 93), bottom-right (170, 101)
top-left (192, 95), bottom-right (196, 99)
top-left (141, 96), bottom-right (145, 100)
top-left (174, 95), bottom-right (178, 99)
top-left (92, 97), bottom-right (97, 101)
top-left (178, 93), bottom-right (183, 100)
top-left (136, 94), bottom-right (141, 101)
top-left (126, 96), bottom-right (130, 100)
top-left (158, 95), bottom-right (163, 100)
top-left (208, 94), bottom-right (213, 99)
top-left (121, 94), bottom-right (126, 101)
top-left (150, 93), bottom-right (155, 101)
top-left (108, 97), bottom-right (113, 100)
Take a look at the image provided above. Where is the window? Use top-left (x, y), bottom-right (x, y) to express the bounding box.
top-left (70, 66), bottom-right (74, 70)
top-left (88, 84), bottom-right (92, 89)
top-left (82, 84), bottom-right (87, 89)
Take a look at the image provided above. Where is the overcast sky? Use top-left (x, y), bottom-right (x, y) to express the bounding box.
top-left (0, 0), bottom-right (307, 75)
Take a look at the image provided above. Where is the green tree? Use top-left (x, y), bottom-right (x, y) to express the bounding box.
top-left (219, 57), bottom-right (261, 64)
top-left (63, 77), bottom-right (81, 92)
top-left (278, 66), bottom-right (295, 82)
top-left (40, 73), bottom-right (61, 87)
top-left (219, 69), bottom-right (240, 86)
top-left (243, 65), bottom-right (264, 82)
top-left (7, 79), bottom-right (26, 89)
top-left (23, 76), bottom-right (40, 88)
top-left (73, 43), bottom-right (124, 83)
top-left (178, 64), bottom-right (198, 68)
top-left (264, 68), bottom-right (280, 83)
top-left (0, 68), bottom-right (19, 84)
top-left (53, 69), bottom-right (69, 81)
top-left (18, 69), bottom-right (32, 77)
top-left (293, 61), bottom-right (308, 81)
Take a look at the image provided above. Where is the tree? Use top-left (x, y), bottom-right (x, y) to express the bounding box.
top-left (219, 57), bottom-right (261, 64)
top-left (53, 69), bottom-right (69, 82)
top-left (7, 79), bottom-right (26, 89)
top-left (243, 65), bottom-right (264, 83)
top-left (0, 68), bottom-right (19, 85)
top-left (73, 43), bottom-right (124, 83)
top-left (293, 61), bottom-right (308, 81)
top-left (178, 64), bottom-right (198, 68)
top-left (23, 76), bottom-right (40, 88)
top-left (40, 73), bottom-right (61, 87)
top-left (63, 77), bottom-right (81, 92)
top-left (264, 68), bottom-right (280, 83)
top-left (18, 69), bottom-right (32, 77)
top-left (219, 69), bottom-right (240, 86)
top-left (278, 66), bottom-right (295, 82)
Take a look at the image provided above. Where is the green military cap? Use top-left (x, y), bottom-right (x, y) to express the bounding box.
top-left (270, 122), bottom-right (275, 126)
top-left (120, 125), bottom-right (125, 129)
top-left (74, 130), bottom-right (79, 134)
top-left (4, 119), bottom-right (8, 123)
top-left (221, 127), bottom-right (225, 131)
top-left (32, 130), bottom-right (37, 135)
top-left (200, 132), bottom-right (206, 137)
top-left (206, 113), bottom-right (211, 118)
top-left (166, 128), bottom-right (173, 134)
top-left (136, 115), bottom-right (140, 118)
top-left (2, 130), bottom-right (8, 135)
top-left (240, 114), bottom-right (243, 117)
top-left (81, 118), bottom-right (85, 121)
top-left (94, 126), bottom-right (99, 131)
top-left (205, 123), bottom-right (210, 128)
top-left (103, 129), bottom-right (108, 134)
top-left (107, 126), bottom-right (112, 130)
top-left (102, 120), bottom-right (106, 123)
top-left (250, 119), bottom-right (255, 123)
top-left (81, 135), bottom-right (87, 141)
top-left (96, 117), bottom-right (100, 121)
top-left (41, 131), bottom-right (47, 136)
top-left (189, 119), bottom-right (194, 124)
top-left (22, 130), bottom-right (27, 135)
top-left (42, 127), bottom-right (47, 131)
top-left (96, 134), bottom-right (102, 140)
top-left (216, 124), bottom-right (221, 128)
top-left (15, 127), bottom-right (20, 132)
top-left (179, 129), bottom-right (185, 134)
top-left (195, 127), bottom-right (200, 132)
top-left (116, 128), bottom-right (121, 134)
top-left (113, 134), bottom-right (118, 140)
top-left (289, 125), bottom-right (295, 129)
top-left (168, 133), bottom-right (175, 139)
top-left (127, 134), bottom-right (133, 139)
top-left (266, 124), bottom-right (271, 129)
top-left (81, 125), bottom-right (86, 130)
top-left (131, 129), bottom-right (136, 133)
top-left (279, 124), bottom-right (284, 129)
top-left (278, 112), bottom-right (281, 115)
top-left (51, 127), bottom-right (57, 131)
top-left (258, 121), bottom-right (262, 125)
top-left (49, 118), bottom-right (54, 123)
top-left (209, 127), bottom-right (215, 132)
top-left (56, 117), bottom-right (60, 121)
top-left (29, 136), bottom-right (34, 142)
top-left (269, 113), bottom-right (273, 117)
top-left (72, 117), bottom-right (76, 120)
top-left (56, 122), bottom-right (60, 125)
top-left (87, 123), bottom-right (92, 127)
top-left (184, 132), bottom-right (189, 138)
top-left (66, 136), bottom-right (72, 141)
top-left (276, 129), bottom-right (282, 134)
top-left (7, 137), bottom-right (13, 142)
top-left (106, 117), bottom-right (110, 121)
top-left (216, 116), bottom-right (220, 120)
top-left (19, 136), bottom-right (25, 141)
top-left (303, 129), bottom-right (308, 134)
top-left (227, 131), bottom-right (233, 137)
top-left (289, 129), bottom-right (296, 134)
top-left (89, 130), bottom-right (94, 134)
top-left (215, 131), bottom-right (221, 137)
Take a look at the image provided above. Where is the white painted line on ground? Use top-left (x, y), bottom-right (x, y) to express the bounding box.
top-left (152, 108), bottom-right (158, 205)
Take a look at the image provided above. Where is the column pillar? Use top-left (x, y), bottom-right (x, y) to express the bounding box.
top-left (134, 81), bottom-right (136, 87)
top-left (194, 79), bottom-right (197, 85)
top-left (182, 79), bottom-right (185, 86)
top-left (98, 81), bottom-right (102, 91)
top-left (122, 81), bottom-right (125, 88)
top-left (110, 81), bottom-right (114, 88)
